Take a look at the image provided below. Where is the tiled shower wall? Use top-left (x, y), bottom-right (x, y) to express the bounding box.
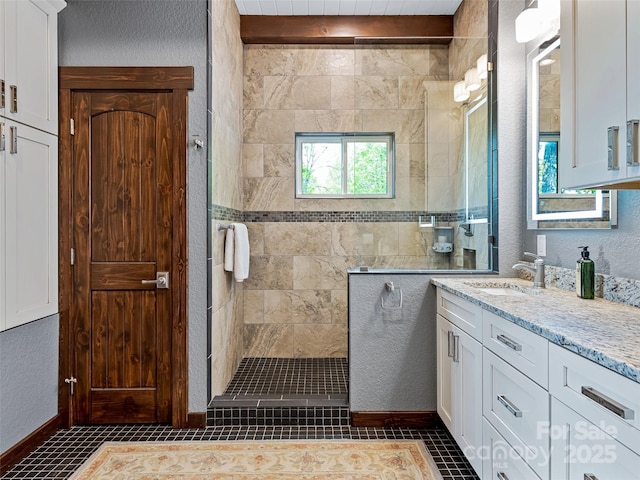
top-left (239, 49), bottom-right (477, 357)
top-left (209, 0), bottom-right (245, 397)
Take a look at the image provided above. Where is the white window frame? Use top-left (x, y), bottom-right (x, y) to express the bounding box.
top-left (295, 133), bottom-right (395, 199)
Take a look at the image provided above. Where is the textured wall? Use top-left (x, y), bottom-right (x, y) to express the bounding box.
top-left (497, 0), bottom-right (527, 275)
top-left (348, 274), bottom-right (437, 412)
top-left (209, 0), bottom-right (245, 397)
top-left (58, 0), bottom-right (209, 412)
top-left (0, 315), bottom-right (59, 454)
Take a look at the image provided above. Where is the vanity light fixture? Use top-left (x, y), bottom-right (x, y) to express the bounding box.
top-left (477, 54), bottom-right (488, 80)
top-left (515, 7), bottom-right (543, 43)
top-left (464, 67), bottom-right (481, 92)
top-left (515, 0), bottom-right (560, 44)
top-left (453, 81), bottom-right (470, 103)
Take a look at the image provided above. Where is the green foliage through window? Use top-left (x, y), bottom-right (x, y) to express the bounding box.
top-left (296, 133), bottom-right (394, 198)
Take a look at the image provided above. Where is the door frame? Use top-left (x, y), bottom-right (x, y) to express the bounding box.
top-left (58, 66), bottom-right (194, 428)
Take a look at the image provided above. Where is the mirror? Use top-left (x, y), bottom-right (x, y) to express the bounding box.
top-left (527, 37), bottom-right (617, 229)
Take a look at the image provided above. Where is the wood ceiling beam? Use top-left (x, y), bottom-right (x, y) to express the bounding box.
top-left (240, 15), bottom-right (453, 44)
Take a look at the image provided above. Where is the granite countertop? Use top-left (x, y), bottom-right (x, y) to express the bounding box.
top-left (431, 277), bottom-right (640, 384)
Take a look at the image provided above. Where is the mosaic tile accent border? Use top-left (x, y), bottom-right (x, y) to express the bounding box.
top-left (212, 204), bottom-right (489, 224)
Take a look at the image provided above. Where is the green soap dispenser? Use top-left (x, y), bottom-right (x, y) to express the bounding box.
top-left (576, 246), bottom-right (595, 299)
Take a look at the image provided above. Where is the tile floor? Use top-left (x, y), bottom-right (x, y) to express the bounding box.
top-left (1, 424), bottom-right (478, 479)
top-left (2, 358), bottom-right (478, 479)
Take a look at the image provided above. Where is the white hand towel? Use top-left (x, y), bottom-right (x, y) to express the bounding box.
top-left (231, 223), bottom-right (250, 282)
top-left (223, 226), bottom-right (234, 272)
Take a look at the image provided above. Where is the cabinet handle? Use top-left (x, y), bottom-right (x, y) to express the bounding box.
top-left (497, 394), bottom-right (523, 417)
top-left (496, 334), bottom-right (522, 351)
top-left (1, 79), bottom-right (4, 109)
top-left (9, 85), bottom-right (17, 113)
top-left (9, 126), bottom-right (17, 154)
top-left (0, 123), bottom-right (5, 152)
top-left (584, 475), bottom-right (598, 480)
top-left (628, 119), bottom-right (639, 166)
top-left (607, 126), bottom-right (620, 170)
top-left (497, 473), bottom-right (510, 480)
top-left (447, 331), bottom-right (454, 357)
top-left (453, 335), bottom-right (460, 363)
top-left (581, 386), bottom-right (635, 420)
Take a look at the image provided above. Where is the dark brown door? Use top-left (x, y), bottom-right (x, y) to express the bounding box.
top-left (71, 91), bottom-right (173, 424)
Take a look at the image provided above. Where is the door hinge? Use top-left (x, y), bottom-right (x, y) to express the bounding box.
top-left (70, 118), bottom-right (75, 136)
top-left (65, 376), bottom-right (77, 396)
top-left (70, 248), bottom-right (75, 265)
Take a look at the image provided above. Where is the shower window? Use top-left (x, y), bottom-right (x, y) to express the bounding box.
top-left (295, 133), bottom-right (395, 198)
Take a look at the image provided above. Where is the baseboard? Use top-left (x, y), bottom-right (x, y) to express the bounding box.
top-left (186, 412), bottom-right (207, 428)
top-left (350, 411), bottom-right (440, 428)
top-left (0, 414), bottom-right (62, 475)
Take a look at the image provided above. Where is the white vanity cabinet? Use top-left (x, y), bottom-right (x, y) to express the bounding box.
top-left (560, 0), bottom-right (640, 189)
top-left (436, 290), bottom-right (483, 476)
top-left (550, 398), bottom-right (640, 480)
top-left (0, 0), bottom-right (65, 331)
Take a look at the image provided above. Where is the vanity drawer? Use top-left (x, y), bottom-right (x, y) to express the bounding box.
top-left (484, 348), bottom-right (550, 480)
top-left (549, 343), bottom-right (640, 454)
top-left (437, 289), bottom-right (482, 341)
top-left (550, 398), bottom-right (640, 480)
top-left (483, 417), bottom-right (542, 480)
top-left (483, 309), bottom-right (549, 388)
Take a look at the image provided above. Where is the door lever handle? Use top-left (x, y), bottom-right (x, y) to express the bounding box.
top-left (141, 271), bottom-right (169, 289)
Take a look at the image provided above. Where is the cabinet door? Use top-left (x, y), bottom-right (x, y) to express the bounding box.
top-left (560, 0), bottom-right (627, 189)
top-left (3, 0), bottom-right (60, 135)
top-left (436, 314), bottom-right (455, 432)
top-left (483, 417), bottom-right (542, 480)
top-left (550, 398), bottom-right (640, 480)
top-left (453, 324), bottom-right (483, 476)
top-left (2, 121), bottom-right (58, 329)
top-left (627, 0), bottom-right (640, 181)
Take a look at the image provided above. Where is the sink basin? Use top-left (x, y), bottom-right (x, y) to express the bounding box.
top-left (462, 280), bottom-right (543, 296)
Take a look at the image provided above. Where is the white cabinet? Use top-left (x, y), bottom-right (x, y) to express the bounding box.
top-left (483, 348), bottom-right (550, 479)
top-left (550, 398), bottom-right (640, 480)
top-left (0, 0), bottom-right (64, 331)
top-left (1, 121), bottom-right (58, 329)
top-left (560, 0), bottom-right (640, 189)
top-left (1, 0), bottom-right (64, 135)
top-left (549, 343), bottom-right (640, 455)
top-left (482, 417), bottom-right (541, 480)
top-left (436, 291), bottom-right (483, 476)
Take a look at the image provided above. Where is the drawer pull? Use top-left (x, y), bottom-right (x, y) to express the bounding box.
top-left (453, 335), bottom-right (460, 363)
top-left (497, 473), bottom-right (510, 480)
top-left (581, 386), bottom-right (635, 420)
top-left (447, 331), bottom-right (454, 358)
top-left (496, 334), bottom-right (522, 351)
top-left (608, 126), bottom-right (620, 170)
top-left (584, 475), bottom-right (598, 480)
top-left (497, 394), bottom-right (523, 418)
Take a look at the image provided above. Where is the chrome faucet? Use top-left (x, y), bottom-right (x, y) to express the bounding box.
top-left (513, 252), bottom-right (546, 288)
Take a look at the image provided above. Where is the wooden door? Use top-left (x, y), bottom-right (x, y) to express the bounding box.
top-left (71, 91), bottom-right (173, 424)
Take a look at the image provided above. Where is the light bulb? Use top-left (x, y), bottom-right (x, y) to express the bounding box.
top-left (515, 7), bottom-right (542, 43)
top-left (476, 54), bottom-right (488, 80)
top-left (464, 68), bottom-right (480, 92)
top-left (453, 81), bottom-right (469, 103)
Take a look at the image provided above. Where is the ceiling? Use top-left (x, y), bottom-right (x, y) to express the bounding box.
top-left (234, 0), bottom-right (464, 16)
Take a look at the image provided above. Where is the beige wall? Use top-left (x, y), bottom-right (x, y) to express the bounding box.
top-left (241, 44), bottom-right (461, 357)
top-left (210, 0), bottom-right (245, 396)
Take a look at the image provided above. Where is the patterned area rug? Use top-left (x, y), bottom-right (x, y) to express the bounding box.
top-left (69, 440), bottom-right (443, 479)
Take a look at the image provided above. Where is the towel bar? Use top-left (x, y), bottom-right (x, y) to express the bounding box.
top-left (217, 224), bottom-right (235, 231)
